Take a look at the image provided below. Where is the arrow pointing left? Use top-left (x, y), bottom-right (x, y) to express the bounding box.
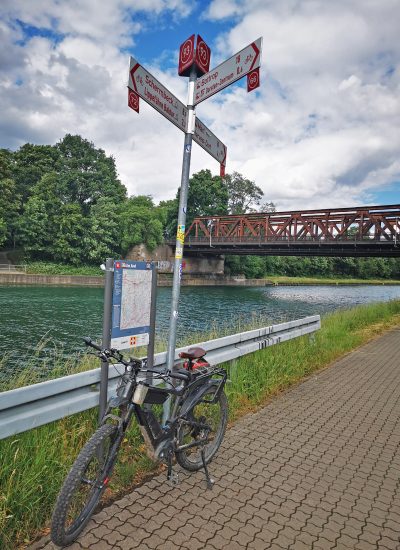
top-left (129, 57), bottom-right (188, 132)
top-left (128, 56), bottom-right (227, 166)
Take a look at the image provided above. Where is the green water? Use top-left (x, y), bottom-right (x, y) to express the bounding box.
top-left (1, 284), bottom-right (400, 378)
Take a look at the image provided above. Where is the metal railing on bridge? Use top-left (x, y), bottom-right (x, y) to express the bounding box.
top-left (186, 204), bottom-right (400, 243)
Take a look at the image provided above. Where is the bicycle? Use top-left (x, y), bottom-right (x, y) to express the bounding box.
top-left (51, 338), bottom-right (228, 547)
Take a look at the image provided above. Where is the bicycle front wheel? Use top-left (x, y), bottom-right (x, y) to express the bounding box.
top-left (51, 423), bottom-right (119, 547)
top-left (176, 388), bottom-right (228, 471)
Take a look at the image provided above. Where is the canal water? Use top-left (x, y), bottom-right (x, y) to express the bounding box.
top-left (1, 284), bottom-right (400, 377)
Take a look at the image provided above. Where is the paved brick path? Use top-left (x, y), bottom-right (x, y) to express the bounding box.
top-left (33, 328), bottom-right (400, 549)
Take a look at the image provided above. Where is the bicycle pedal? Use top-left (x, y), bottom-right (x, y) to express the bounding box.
top-left (168, 471), bottom-right (179, 486)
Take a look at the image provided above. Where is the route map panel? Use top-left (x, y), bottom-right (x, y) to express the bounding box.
top-left (111, 260), bottom-right (154, 350)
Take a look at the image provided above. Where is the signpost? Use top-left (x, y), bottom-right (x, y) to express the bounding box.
top-left (127, 34), bottom-right (263, 381)
top-left (194, 37), bottom-right (262, 105)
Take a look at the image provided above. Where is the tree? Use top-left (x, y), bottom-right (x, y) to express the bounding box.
top-left (56, 134), bottom-right (126, 211)
top-left (0, 149), bottom-right (21, 247)
top-left (13, 143), bottom-right (61, 202)
top-left (223, 172), bottom-right (264, 214)
top-left (18, 196), bottom-right (50, 257)
top-left (0, 217), bottom-right (6, 247)
top-left (169, 169), bottom-right (229, 235)
top-left (120, 196), bottom-right (164, 254)
top-left (51, 204), bottom-right (87, 264)
top-left (84, 198), bottom-right (121, 263)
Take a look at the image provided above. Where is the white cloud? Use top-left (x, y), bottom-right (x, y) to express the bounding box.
top-left (203, 0), bottom-right (400, 208)
top-left (0, 0), bottom-right (399, 209)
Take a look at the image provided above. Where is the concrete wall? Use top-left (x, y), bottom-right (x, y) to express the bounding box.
top-left (126, 243), bottom-right (225, 275)
top-left (0, 272), bottom-right (270, 287)
top-left (0, 273), bottom-right (104, 286)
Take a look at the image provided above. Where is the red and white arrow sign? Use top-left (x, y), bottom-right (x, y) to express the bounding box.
top-left (194, 118), bottom-right (226, 165)
top-left (129, 56), bottom-right (188, 132)
top-left (195, 37), bottom-right (262, 105)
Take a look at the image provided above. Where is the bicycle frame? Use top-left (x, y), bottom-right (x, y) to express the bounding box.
top-left (102, 364), bottom-right (227, 463)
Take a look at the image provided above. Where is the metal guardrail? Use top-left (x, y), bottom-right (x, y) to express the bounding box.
top-left (0, 263), bottom-right (27, 272)
top-left (0, 315), bottom-right (320, 439)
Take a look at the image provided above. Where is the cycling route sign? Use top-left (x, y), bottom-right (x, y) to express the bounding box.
top-left (194, 37), bottom-right (262, 105)
top-left (111, 260), bottom-right (154, 350)
top-left (128, 56), bottom-right (226, 166)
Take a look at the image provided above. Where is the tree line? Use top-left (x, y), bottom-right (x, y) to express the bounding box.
top-left (0, 134), bottom-right (398, 279)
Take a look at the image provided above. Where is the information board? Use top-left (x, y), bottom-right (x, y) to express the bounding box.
top-left (111, 260), bottom-right (154, 350)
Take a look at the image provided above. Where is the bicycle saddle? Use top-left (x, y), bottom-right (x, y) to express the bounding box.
top-left (179, 347), bottom-right (206, 359)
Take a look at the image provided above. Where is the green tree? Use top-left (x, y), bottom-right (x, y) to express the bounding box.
top-left (223, 172), bottom-right (264, 214)
top-left (84, 198), bottom-right (121, 263)
top-left (0, 149), bottom-right (21, 247)
top-left (13, 143), bottom-right (61, 202)
top-left (18, 196), bottom-right (50, 257)
top-left (51, 203), bottom-right (87, 264)
top-left (0, 217), bottom-right (6, 247)
top-left (56, 134), bottom-right (126, 211)
top-left (120, 196), bottom-right (163, 254)
top-left (163, 170), bottom-right (229, 238)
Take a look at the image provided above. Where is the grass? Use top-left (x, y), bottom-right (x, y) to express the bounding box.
top-left (25, 262), bottom-right (104, 277)
top-left (1, 300), bottom-right (400, 549)
top-left (265, 275), bottom-right (400, 285)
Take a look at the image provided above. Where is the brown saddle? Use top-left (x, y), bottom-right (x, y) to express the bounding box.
top-left (179, 346), bottom-right (206, 360)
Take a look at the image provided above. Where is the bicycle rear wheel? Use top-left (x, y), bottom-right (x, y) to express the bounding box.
top-left (51, 423), bottom-right (119, 547)
top-left (175, 388), bottom-right (228, 471)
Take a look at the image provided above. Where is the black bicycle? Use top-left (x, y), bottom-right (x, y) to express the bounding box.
top-left (51, 338), bottom-right (228, 547)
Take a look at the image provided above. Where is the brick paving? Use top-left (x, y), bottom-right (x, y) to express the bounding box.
top-left (32, 327), bottom-right (400, 549)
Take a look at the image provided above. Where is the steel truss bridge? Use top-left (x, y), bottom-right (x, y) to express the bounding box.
top-left (177, 204), bottom-right (400, 257)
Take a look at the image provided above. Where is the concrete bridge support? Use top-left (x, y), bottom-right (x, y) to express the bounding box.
top-left (126, 244), bottom-right (225, 275)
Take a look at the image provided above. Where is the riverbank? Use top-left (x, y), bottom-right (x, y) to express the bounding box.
top-left (1, 271), bottom-right (400, 287)
top-left (1, 300), bottom-right (400, 549)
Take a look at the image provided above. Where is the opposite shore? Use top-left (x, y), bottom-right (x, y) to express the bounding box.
top-left (1, 271), bottom-right (400, 287)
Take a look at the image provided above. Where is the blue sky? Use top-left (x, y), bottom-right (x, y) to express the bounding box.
top-left (0, 0), bottom-right (399, 209)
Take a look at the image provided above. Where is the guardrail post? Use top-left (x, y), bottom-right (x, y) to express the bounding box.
top-left (229, 358), bottom-right (238, 380)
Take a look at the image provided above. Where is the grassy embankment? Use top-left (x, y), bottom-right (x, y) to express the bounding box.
top-left (5, 259), bottom-right (400, 284)
top-left (265, 275), bottom-right (400, 285)
top-left (25, 261), bottom-right (104, 277)
top-left (1, 300), bottom-right (400, 549)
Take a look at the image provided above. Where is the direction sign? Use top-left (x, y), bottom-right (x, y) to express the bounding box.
top-left (194, 37), bottom-right (262, 105)
top-left (129, 56), bottom-right (187, 132)
top-left (194, 118), bottom-right (226, 165)
top-left (128, 56), bottom-right (227, 165)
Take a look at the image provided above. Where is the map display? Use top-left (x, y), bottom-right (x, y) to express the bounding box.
top-left (111, 260), bottom-right (154, 350)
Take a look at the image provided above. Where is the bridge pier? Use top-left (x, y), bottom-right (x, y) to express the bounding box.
top-left (126, 244), bottom-right (225, 274)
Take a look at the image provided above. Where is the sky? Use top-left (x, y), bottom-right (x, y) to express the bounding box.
top-left (0, 0), bottom-right (399, 210)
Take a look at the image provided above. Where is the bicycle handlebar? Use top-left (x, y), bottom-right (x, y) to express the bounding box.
top-left (83, 338), bottom-right (191, 382)
top-left (83, 337), bottom-right (102, 352)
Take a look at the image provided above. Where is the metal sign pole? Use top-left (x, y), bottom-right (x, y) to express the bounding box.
top-left (99, 257), bottom-right (114, 423)
top-left (165, 65), bottom-right (197, 376)
top-left (146, 266), bottom-right (158, 388)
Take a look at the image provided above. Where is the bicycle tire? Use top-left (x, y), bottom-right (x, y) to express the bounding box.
top-left (175, 388), bottom-right (228, 471)
top-left (51, 423), bottom-right (119, 547)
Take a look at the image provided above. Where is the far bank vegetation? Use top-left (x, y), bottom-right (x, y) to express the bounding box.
top-left (1, 135), bottom-right (399, 280)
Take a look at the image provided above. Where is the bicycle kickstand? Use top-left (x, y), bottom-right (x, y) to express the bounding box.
top-left (166, 448), bottom-right (179, 487)
top-left (201, 448), bottom-right (215, 490)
